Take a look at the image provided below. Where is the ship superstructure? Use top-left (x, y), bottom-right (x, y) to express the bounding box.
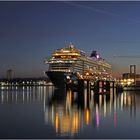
top-left (45, 43), bottom-right (112, 87)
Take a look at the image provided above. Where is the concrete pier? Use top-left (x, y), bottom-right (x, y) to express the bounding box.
top-left (74, 79), bottom-right (119, 94)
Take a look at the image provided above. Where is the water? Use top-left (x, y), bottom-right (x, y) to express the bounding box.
top-left (0, 86), bottom-right (139, 138)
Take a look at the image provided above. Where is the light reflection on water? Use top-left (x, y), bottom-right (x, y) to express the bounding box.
top-left (0, 86), bottom-right (139, 138)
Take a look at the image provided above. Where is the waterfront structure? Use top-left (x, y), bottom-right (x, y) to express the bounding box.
top-left (121, 73), bottom-right (140, 86)
top-left (0, 77), bottom-right (50, 86)
top-left (120, 65), bottom-right (140, 86)
top-left (45, 43), bottom-right (112, 87)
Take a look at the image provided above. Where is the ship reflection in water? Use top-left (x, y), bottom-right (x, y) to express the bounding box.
top-left (0, 86), bottom-right (138, 138)
top-left (44, 88), bottom-right (136, 137)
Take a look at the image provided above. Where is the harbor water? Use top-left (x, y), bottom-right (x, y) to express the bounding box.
top-left (0, 86), bottom-right (139, 138)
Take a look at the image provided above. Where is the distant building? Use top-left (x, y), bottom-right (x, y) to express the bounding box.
top-left (122, 73), bottom-right (140, 80)
top-left (122, 73), bottom-right (140, 86)
top-left (6, 69), bottom-right (13, 81)
top-left (120, 65), bottom-right (140, 86)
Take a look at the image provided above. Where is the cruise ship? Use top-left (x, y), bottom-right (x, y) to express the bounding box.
top-left (45, 43), bottom-right (112, 87)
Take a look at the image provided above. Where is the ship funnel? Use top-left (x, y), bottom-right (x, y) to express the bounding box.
top-left (91, 50), bottom-right (100, 59)
top-left (91, 50), bottom-right (97, 57)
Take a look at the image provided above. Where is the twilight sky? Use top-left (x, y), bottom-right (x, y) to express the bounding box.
top-left (1, 1), bottom-right (140, 78)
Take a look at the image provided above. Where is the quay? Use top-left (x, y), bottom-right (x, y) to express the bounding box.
top-left (123, 86), bottom-right (140, 91)
top-left (0, 77), bottom-right (52, 86)
top-left (66, 79), bottom-right (123, 94)
top-left (0, 76), bottom-right (124, 94)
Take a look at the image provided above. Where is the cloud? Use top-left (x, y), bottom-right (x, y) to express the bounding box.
top-left (64, 1), bottom-right (140, 24)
